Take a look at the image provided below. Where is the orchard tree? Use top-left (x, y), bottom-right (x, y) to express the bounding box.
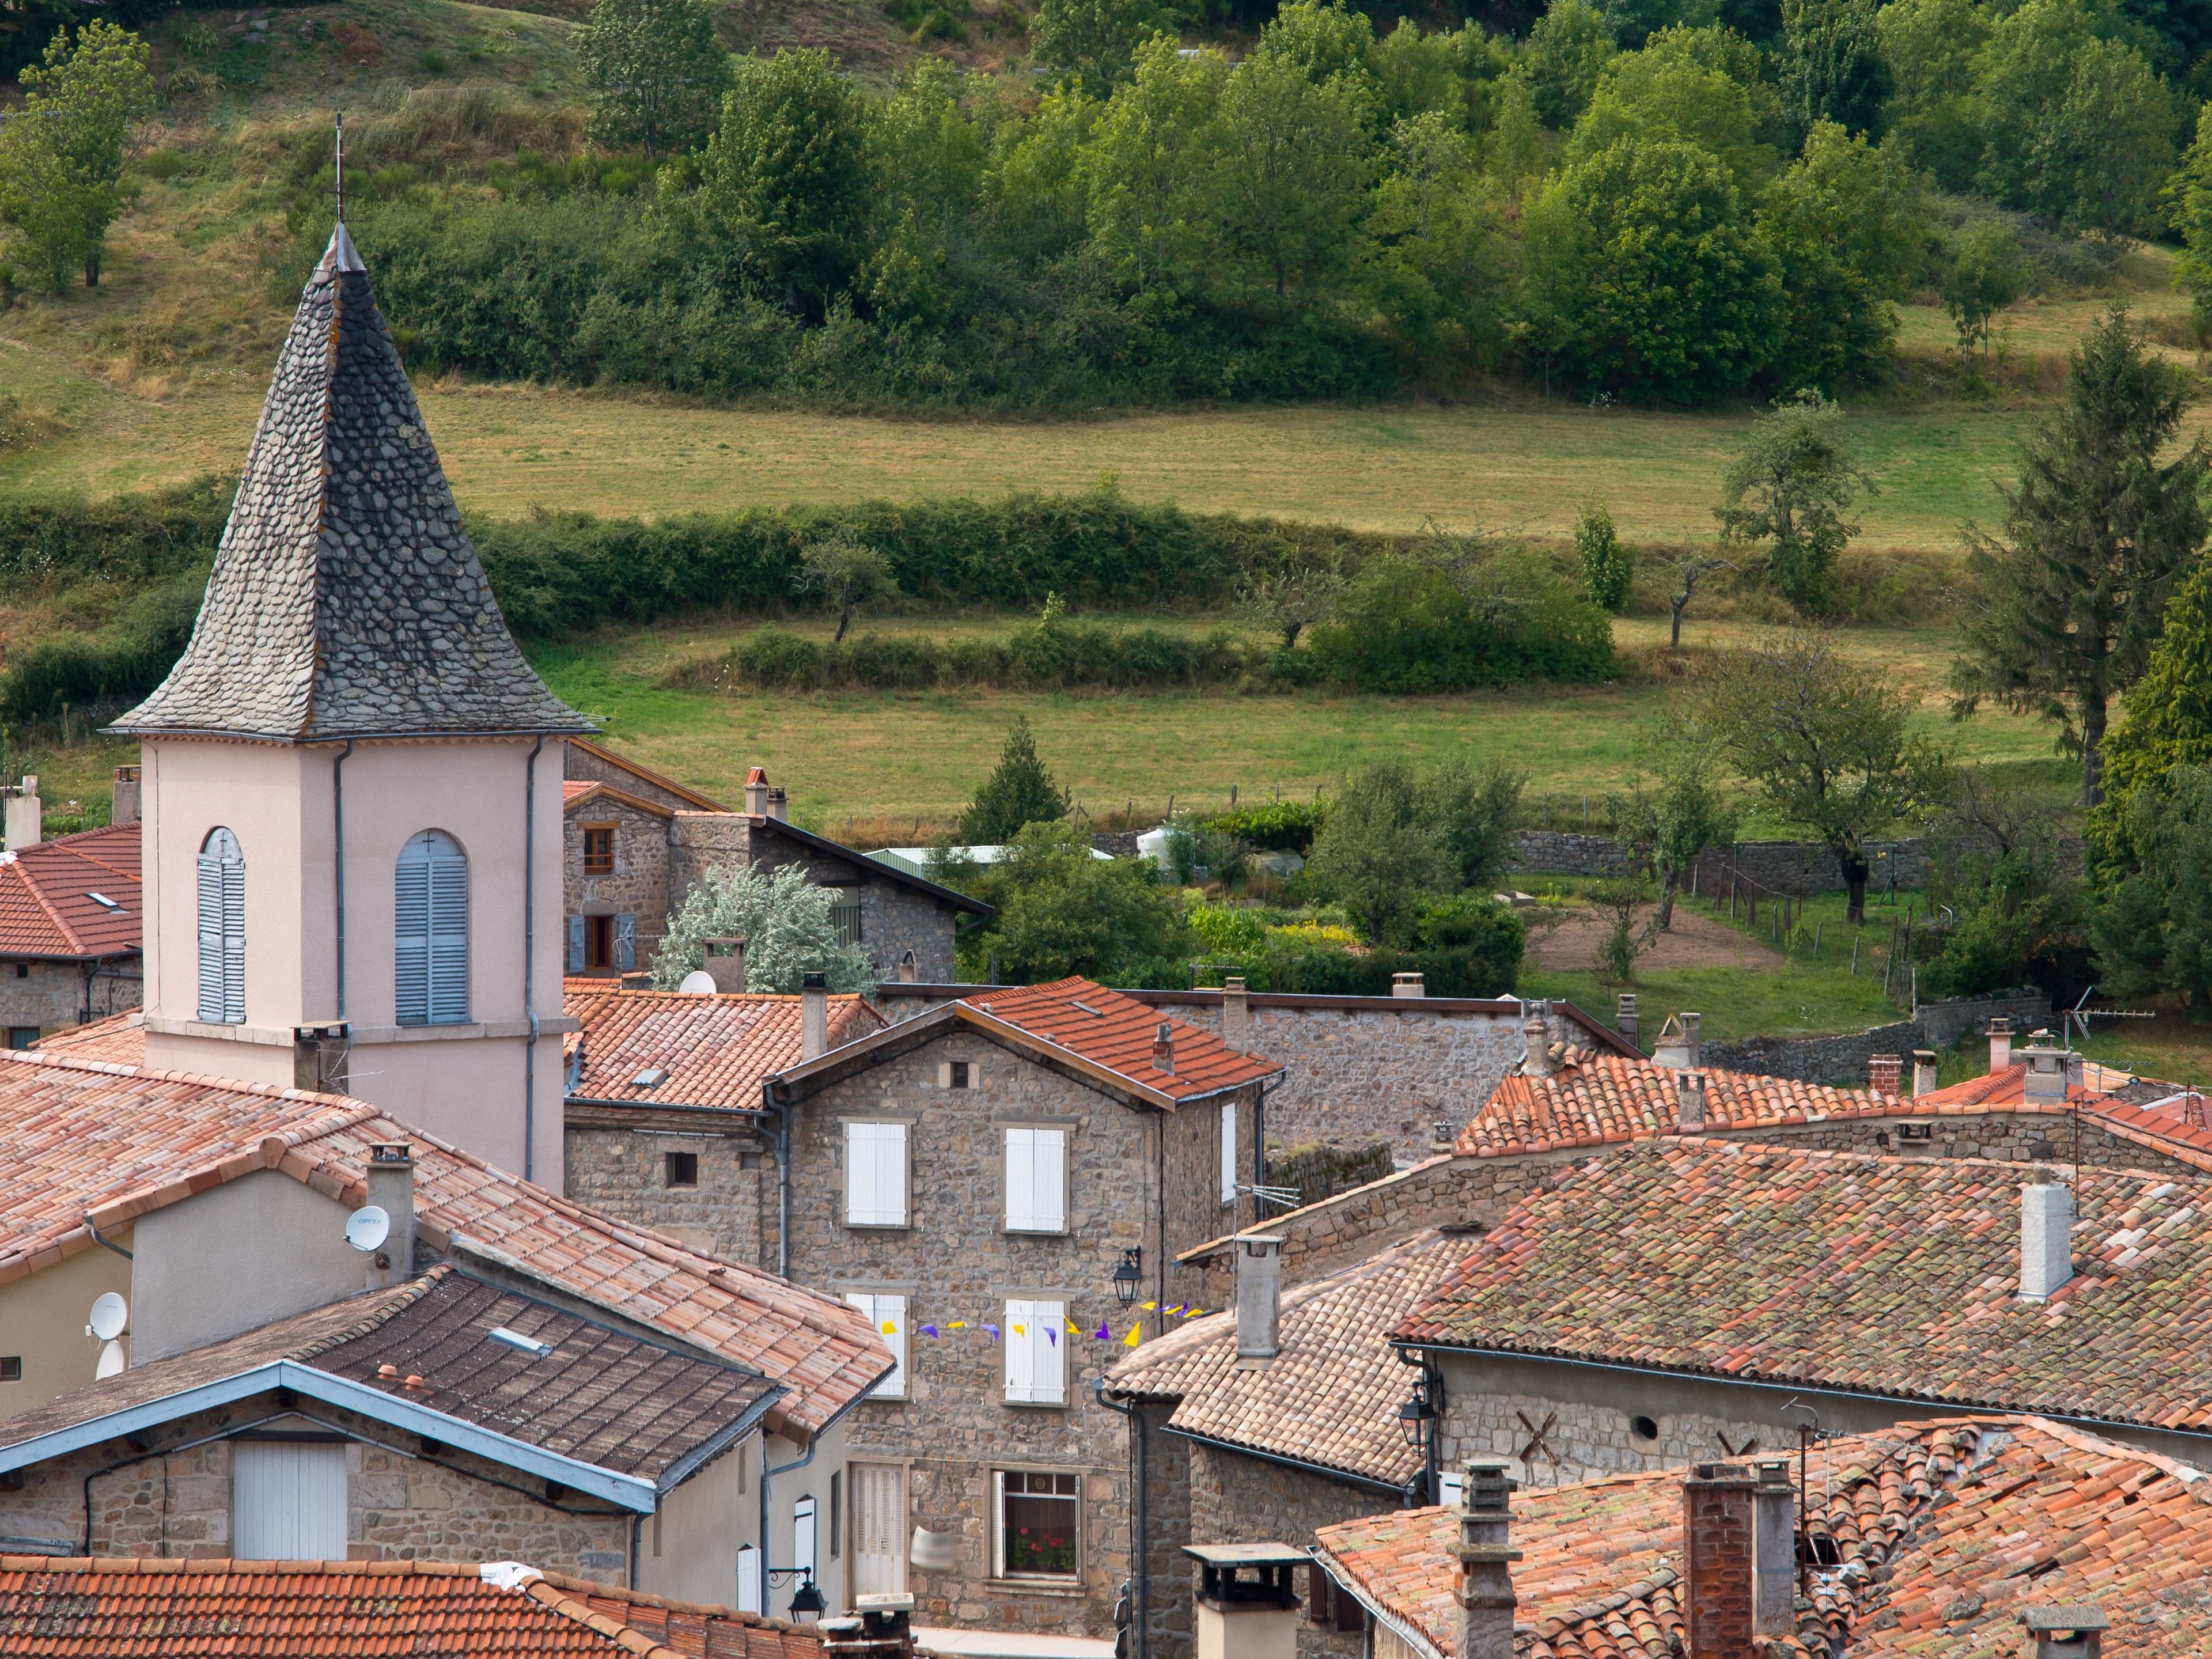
top-left (1240, 560), bottom-right (1345, 649)
top-left (1616, 710), bottom-right (1737, 932)
top-left (957, 716), bottom-right (1071, 843)
top-left (577, 0), bottom-right (731, 158)
top-left (652, 862), bottom-right (874, 991)
top-left (1714, 389), bottom-right (1873, 616)
top-left (796, 535), bottom-right (899, 642)
top-left (1709, 631), bottom-right (1949, 924)
top-left (1951, 313), bottom-right (2209, 805)
top-left (0, 21), bottom-right (156, 291)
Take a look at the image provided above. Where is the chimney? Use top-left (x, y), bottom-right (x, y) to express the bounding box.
top-left (1752, 1461), bottom-right (1794, 1639)
top-left (1988, 1017), bottom-right (2013, 1074)
top-left (2020, 1180), bottom-right (2075, 1301)
top-left (897, 950), bottom-right (919, 984)
top-left (365, 1142), bottom-right (417, 1286)
top-left (1912, 1049), bottom-right (1938, 1097)
top-left (1676, 1070), bottom-right (1707, 1128)
top-left (823, 1597), bottom-right (918, 1659)
top-left (1453, 1459), bottom-right (1520, 1659)
top-left (1152, 1021), bottom-right (1176, 1075)
top-left (1868, 1054), bottom-right (1903, 1097)
top-left (1234, 1234), bottom-right (1283, 1361)
top-left (2021, 1031), bottom-right (2068, 1104)
top-left (1222, 976), bottom-right (1251, 1052)
top-left (1616, 993), bottom-right (1638, 1046)
top-left (2018, 1607), bottom-right (2108, 1659)
top-left (1683, 1012), bottom-right (1700, 1066)
top-left (801, 971), bottom-right (828, 1061)
top-left (1653, 1013), bottom-right (1702, 1069)
top-left (767, 786), bottom-right (789, 823)
top-left (745, 767), bottom-right (770, 817)
top-left (1391, 972), bottom-right (1425, 998)
top-left (1681, 1463), bottom-right (1758, 1659)
top-left (3, 775), bottom-right (40, 850)
top-left (1185, 1545), bottom-right (1305, 1659)
top-left (109, 766), bottom-right (142, 827)
top-left (702, 935), bottom-right (748, 994)
top-left (1521, 1017), bottom-right (1553, 1079)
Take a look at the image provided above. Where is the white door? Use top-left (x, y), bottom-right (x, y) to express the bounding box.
top-left (233, 1441), bottom-right (347, 1559)
top-left (848, 1463), bottom-right (908, 1598)
top-left (736, 1544), bottom-right (763, 1614)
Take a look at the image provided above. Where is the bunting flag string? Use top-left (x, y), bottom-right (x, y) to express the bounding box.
top-left (893, 1304), bottom-right (1217, 1350)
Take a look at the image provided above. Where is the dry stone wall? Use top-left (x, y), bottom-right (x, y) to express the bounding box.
top-left (565, 1118), bottom-right (774, 1265)
top-left (1700, 991), bottom-right (2052, 1085)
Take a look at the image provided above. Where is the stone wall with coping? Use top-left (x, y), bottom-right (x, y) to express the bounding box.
top-left (783, 1028), bottom-right (1260, 1637)
top-left (1508, 834), bottom-right (1933, 892)
top-left (1699, 991), bottom-right (2053, 1086)
top-left (565, 1116), bottom-right (774, 1264)
top-left (0, 1399), bottom-right (631, 1578)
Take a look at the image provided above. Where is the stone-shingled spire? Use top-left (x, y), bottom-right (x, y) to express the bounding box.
top-left (111, 225), bottom-right (592, 743)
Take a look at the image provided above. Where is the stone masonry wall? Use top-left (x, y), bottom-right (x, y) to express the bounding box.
top-left (0, 957), bottom-right (141, 1039)
top-left (1699, 991), bottom-right (2053, 1085)
top-left (1509, 834), bottom-right (1931, 893)
top-left (784, 1029), bottom-right (1256, 1637)
top-left (859, 882), bottom-right (959, 983)
top-left (565, 1120), bottom-right (774, 1265)
top-left (0, 1400), bottom-right (630, 1578)
top-left (565, 796), bottom-right (674, 967)
top-left (1186, 1444), bottom-right (1381, 1659)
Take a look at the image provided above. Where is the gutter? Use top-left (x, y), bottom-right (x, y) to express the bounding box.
top-left (1312, 1546), bottom-right (1448, 1659)
top-left (1393, 1340), bottom-right (2212, 1453)
top-left (0, 1361), bottom-right (657, 1510)
top-left (1158, 1422), bottom-right (1412, 1499)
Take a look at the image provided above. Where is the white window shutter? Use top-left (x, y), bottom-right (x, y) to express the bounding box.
top-left (429, 856), bottom-right (468, 1022)
top-left (233, 1441), bottom-right (347, 1558)
top-left (846, 1124), bottom-right (907, 1226)
top-left (221, 860), bottom-right (245, 1024)
top-left (1005, 1129), bottom-right (1035, 1230)
top-left (197, 854), bottom-right (224, 1023)
top-left (1034, 1129), bottom-right (1065, 1230)
top-left (615, 912), bottom-right (637, 971)
top-left (847, 1292), bottom-right (908, 1397)
top-left (1004, 1300), bottom-right (1035, 1402)
top-left (1220, 1101), bottom-right (1238, 1203)
top-left (567, 915), bottom-right (586, 972)
top-left (1005, 1299), bottom-right (1065, 1404)
top-left (736, 1544), bottom-right (762, 1614)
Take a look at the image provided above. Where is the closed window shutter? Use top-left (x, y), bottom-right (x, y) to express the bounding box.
top-left (849, 1464), bottom-right (908, 1597)
top-left (615, 912), bottom-right (637, 971)
top-left (1005, 1129), bottom-right (1035, 1230)
top-left (1006, 1129), bottom-right (1065, 1231)
top-left (221, 861), bottom-right (245, 1023)
top-left (198, 839), bottom-right (245, 1025)
top-left (233, 1442), bottom-right (347, 1558)
top-left (846, 1123), bottom-right (907, 1226)
top-left (1220, 1101), bottom-right (1238, 1203)
top-left (1005, 1299), bottom-right (1065, 1404)
top-left (846, 1292), bottom-right (908, 1397)
top-left (567, 916), bottom-right (586, 972)
top-left (1004, 1299), bottom-right (1035, 1402)
top-left (197, 854), bottom-right (224, 1023)
top-left (736, 1545), bottom-right (762, 1615)
top-left (429, 857), bottom-right (468, 1022)
top-left (395, 861), bottom-right (430, 1027)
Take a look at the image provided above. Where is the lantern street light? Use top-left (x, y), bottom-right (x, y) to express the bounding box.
top-left (1113, 1248), bottom-right (1144, 1306)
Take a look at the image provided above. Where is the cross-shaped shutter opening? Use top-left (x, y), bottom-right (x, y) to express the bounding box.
top-left (1005, 1128), bottom-right (1066, 1232)
top-left (846, 1123), bottom-right (908, 1226)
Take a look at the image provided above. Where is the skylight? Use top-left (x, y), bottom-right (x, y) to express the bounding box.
top-left (633, 1066), bottom-right (669, 1088)
top-left (86, 892), bottom-right (123, 912)
top-left (487, 1325), bottom-right (552, 1358)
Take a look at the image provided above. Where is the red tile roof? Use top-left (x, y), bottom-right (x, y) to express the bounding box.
top-left (564, 779), bottom-right (677, 819)
top-left (1108, 1230), bottom-right (1464, 1489)
top-left (0, 1557), bottom-right (833, 1657)
top-left (1395, 1136), bottom-right (2212, 1435)
top-left (0, 1048), bottom-right (889, 1438)
top-left (1315, 1415), bottom-right (2212, 1658)
top-left (571, 989), bottom-right (885, 1111)
top-left (30, 1010), bottom-right (144, 1063)
top-left (961, 978), bottom-right (1282, 1104)
top-left (0, 824), bottom-right (140, 961)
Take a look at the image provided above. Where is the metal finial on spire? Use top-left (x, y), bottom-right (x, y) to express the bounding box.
top-left (335, 109), bottom-right (344, 224)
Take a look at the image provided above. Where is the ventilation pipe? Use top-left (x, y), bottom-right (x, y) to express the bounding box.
top-left (801, 971), bottom-right (828, 1061)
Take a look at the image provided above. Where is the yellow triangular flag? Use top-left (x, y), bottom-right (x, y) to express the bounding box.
top-left (1066, 1317), bottom-right (1080, 1334)
top-left (949, 1321), bottom-right (967, 1329)
top-left (1142, 1301), bottom-right (1157, 1310)
top-left (882, 1320), bottom-right (897, 1335)
top-left (1123, 1325), bottom-right (1142, 1348)
top-left (1013, 1324), bottom-right (1027, 1336)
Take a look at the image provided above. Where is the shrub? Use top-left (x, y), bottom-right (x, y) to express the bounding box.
top-left (1195, 799), bottom-right (1330, 851)
top-left (1304, 555), bottom-right (1616, 691)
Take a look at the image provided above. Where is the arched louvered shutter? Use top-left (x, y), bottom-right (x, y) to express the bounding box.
top-left (396, 830), bottom-right (468, 1026)
top-left (196, 828), bottom-right (245, 1025)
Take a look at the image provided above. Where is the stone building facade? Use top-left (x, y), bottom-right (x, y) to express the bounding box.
top-left (565, 1104), bottom-right (774, 1262)
top-left (765, 984), bottom-right (1278, 1639)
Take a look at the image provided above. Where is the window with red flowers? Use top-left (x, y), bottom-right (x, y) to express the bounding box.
top-left (994, 1469), bottom-right (1080, 1580)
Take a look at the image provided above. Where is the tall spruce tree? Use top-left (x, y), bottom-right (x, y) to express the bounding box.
top-left (958, 717), bottom-right (1072, 843)
top-left (1950, 312), bottom-right (2209, 805)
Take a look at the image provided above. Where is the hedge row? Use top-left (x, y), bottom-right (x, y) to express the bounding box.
top-left (691, 622), bottom-right (1275, 693)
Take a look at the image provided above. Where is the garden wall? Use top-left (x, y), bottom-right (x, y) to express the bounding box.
top-left (1699, 989), bottom-right (2054, 1086)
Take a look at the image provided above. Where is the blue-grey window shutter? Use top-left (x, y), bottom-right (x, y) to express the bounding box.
top-left (396, 831), bottom-right (468, 1026)
top-left (429, 858), bottom-right (468, 1023)
top-left (197, 828), bottom-right (245, 1025)
top-left (568, 916), bottom-right (586, 972)
top-left (615, 913), bottom-right (636, 971)
top-left (395, 861), bottom-right (430, 1026)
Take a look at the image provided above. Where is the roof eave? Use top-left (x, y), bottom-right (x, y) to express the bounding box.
top-left (749, 817), bottom-right (994, 916)
top-left (1311, 1546), bottom-right (1448, 1659)
top-left (107, 721), bottom-right (600, 743)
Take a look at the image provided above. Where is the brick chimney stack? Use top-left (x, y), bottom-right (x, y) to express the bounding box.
top-left (1453, 1460), bottom-right (1520, 1659)
top-left (1616, 993), bottom-right (1638, 1046)
top-left (1869, 1054), bottom-right (1903, 1096)
top-left (1683, 1463), bottom-right (1758, 1659)
top-left (110, 766), bottom-right (142, 827)
top-left (1152, 1021), bottom-right (1176, 1075)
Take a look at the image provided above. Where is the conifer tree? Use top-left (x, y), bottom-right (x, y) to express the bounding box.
top-left (957, 717), bottom-right (1071, 843)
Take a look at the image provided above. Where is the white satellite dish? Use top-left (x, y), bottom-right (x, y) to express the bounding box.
top-left (94, 1340), bottom-right (126, 1380)
top-left (678, 970), bottom-right (718, 995)
top-left (87, 1291), bottom-right (128, 1342)
top-left (345, 1205), bottom-right (392, 1253)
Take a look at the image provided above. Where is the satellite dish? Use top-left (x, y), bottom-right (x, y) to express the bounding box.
top-left (87, 1291), bottom-right (128, 1342)
top-left (679, 970), bottom-right (718, 995)
top-left (345, 1205), bottom-right (392, 1253)
top-left (94, 1340), bottom-right (126, 1380)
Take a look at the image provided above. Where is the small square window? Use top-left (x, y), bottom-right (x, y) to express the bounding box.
top-left (949, 1062), bottom-right (973, 1089)
top-left (664, 1151), bottom-right (700, 1188)
top-left (996, 1470), bottom-right (1080, 1580)
top-left (0, 1357), bottom-right (20, 1382)
top-left (12, 963), bottom-right (26, 979)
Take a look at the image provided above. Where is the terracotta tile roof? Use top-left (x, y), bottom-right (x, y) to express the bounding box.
top-left (30, 1010), bottom-right (144, 1063)
top-left (960, 978), bottom-right (1281, 1104)
top-left (0, 825), bottom-right (141, 960)
top-left (0, 1557), bottom-right (834, 1657)
top-left (1314, 1415), bottom-right (2212, 1657)
top-left (565, 779), bottom-right (679, 819)
top-left (0, 1267), bottom-right (782, 1484)
top-left (110, 228), bottom-right (589, 743)
top-left (0, 1049), bottom-right (889, 1438)
top-left (1461, 1054), bottom-right (1899, 1157)
top-left (1107, 1231), bottom-right (1463, 1489)
top-left (1396, 1136), bottom-right (2212, 1434)
top-left (1914, 1062), bottom-right (2104, 1109)
top-left (570, 990), bottom-right (885, 1112)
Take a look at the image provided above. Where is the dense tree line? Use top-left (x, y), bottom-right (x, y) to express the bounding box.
top-left (303, 0), bottom-right (2196, 411)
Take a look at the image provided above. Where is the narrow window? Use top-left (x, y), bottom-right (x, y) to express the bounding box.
top-left (5, 1028), bottom-right (37, 1051)
top-left (1005, 1127), bottom-right (1066, 1232)
top-left (664, 1150), bottom-right (700, 1188)
top-left (794, 1495), bottom-right (818, 1586)
top-left (396, 830), bottom-right (468, 1025)
top-left (196, 827), bottom-right (245, 1025)
top-left (844, 1292), bottom-right (908, 1398)
top-left (994, 1469), bottom-right (1080, 1580)
top-left (233, 1441), bottom-right (347, 1558)
top-left (582, 914), bottom-right (614, 971)
top-left (1219, 1100), bottom-right (1238, 1205)
top-left (1003, 1299), bottom-right (1066, 1405)
top-left (829, 1472), bottom-right (841, 1559)
top-left (844, 1123), bottom-right (909, 1227)
top-left (0, 1357), bottom-right (21, 1382)
top-left (736, 1544), bottom-right (762, 1614)
top-left (581, 824), bottom-right (615, 876)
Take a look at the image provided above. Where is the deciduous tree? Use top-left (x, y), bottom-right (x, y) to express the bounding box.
top-left (0, 21), bottom-right (156, 291)
top-left (652, 862), bottom-right (875, 991)
top-left (796, 536), bottom-right (899, 641)
top-left (577, 0), bottom-right (730, 158)
top-left (1714, 389), bottom-right (1872, 615)
top-left (1032, 0), bottom-right (1177, 96)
